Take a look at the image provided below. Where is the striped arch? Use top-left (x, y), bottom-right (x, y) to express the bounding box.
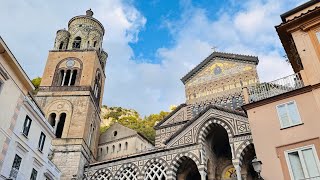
top-left (143, 158), bottom-right (168, 180)
top-left (170, 152), bottom-right (201, 179)
top-left (197, 118), bottom-right (234, 144)
top-left (91, 168), bottom-right (112, 180)
top-left (115, 162), bottom-right (141, 180)
top-left (234, 140), bottom-right (254, 166)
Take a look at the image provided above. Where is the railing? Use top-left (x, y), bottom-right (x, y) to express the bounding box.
top-left (300, 176), bottom-right (320, 180)
top-left (248, 73), bottom-right (304, 102)
top-left (9, 168), bottom-right (26, 180)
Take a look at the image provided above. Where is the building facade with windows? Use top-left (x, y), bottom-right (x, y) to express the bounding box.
top-left (0, 37), bottom-right (60, 179)
top-left (97, 123), bottom-right (154, 161)
top-left (243, 1), bottom-right (320, 179)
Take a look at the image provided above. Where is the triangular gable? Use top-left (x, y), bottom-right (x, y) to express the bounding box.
top-left (164, 105), bottom-right (250, 148)
top-left (99, 123), bottom-right (138, 144)
top-left (181, 52), bottom-right (259, 84)
top-left (154, 104), bottom-right (187, 130)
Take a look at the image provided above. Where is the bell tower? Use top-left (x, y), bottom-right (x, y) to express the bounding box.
top-left (35, 9), bottom-right (107, 179)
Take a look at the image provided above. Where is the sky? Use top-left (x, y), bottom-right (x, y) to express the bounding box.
top-left (0, 0), bottom-right (307, 116)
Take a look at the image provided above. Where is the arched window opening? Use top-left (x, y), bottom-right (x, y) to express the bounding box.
top-left (87, 41), bottom-right (90, 48)
top-left (60, 69), bottom-right (78, 86)
top-left (59, 70), bottom-right (65, 86)
top-left (88, 123), bottom-right (95, 147)
top-left (59, 42), bottom-right (64, 50)
top-left (100, 148), bottom-right (103, 156)
top-left (63, 70), bottom-right (71, 86)
top-left (70, 70), bottom-right (77, 85)
top-left (144, 162), bottom-right (167, 180)
top-left (118, 167), bottom-right (138, 180)
top-left (48, 113), bottom-right (56, 128)
top-left (56, 113), bottom-right (66, 138)
top-left (106, 146), bottom-right (109, 154)
top-left (94, 72), bottom-right (101, 98)
top-left (119, 144), bottom-right (121, 151)
top-left (93, 41), bottom-right (97, 47)
top-left (72, 36), bottom-right (81, 49)
top-left (125, 142), bottom-right (128, 150)
top-left (112, 145), bottom-right (115, 153)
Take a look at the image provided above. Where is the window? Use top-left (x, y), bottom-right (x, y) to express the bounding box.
top-left (93, 41), bottom-right (97, 47)
top-left (276, 101), bottom-right (302, 128)
top-left (106, 146), bottom-right (109, 154)
top-left (60, 69), bottom-right (78, 86)
top-left (119, 143), bottom-right (121, 151)
top-left (9, 154), bottom-right (22, 178)
top-left (56, 113), bottom-right (66, 138)
top-left (30, 168), bottom-right (38, 180)
top-left (38, 132), bottom-right (46, 152)
top-left (113, 131), bottom-right (117, 137)
top-left (125, 142), bottom-right (128, 150)
top-left (59, 42), bottom-right (64, 50)
top-left (316, 32), bottom-right (320, 43)
top-left (72, 36), bottom-right (81, 49)
top-left (112, 145), bottom-right (115, 153)
top-left (48, 113), bottom-right (56, 128)
top-left (285, 145), bottom-right (320, 180)
top-left (0, 79), bottom-right (3, 94)
top-left (23, 116), bottom-right (32, 136)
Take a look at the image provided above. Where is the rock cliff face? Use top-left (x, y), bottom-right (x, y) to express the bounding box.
top-left (100, 106), bottom-right (140, 127)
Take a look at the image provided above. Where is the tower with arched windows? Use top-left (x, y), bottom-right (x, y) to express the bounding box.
top-left (35, 9), bottom-right (107, 179)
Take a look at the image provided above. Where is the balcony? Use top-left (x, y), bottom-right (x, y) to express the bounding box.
top-left (300, 177), bottom-right (320, 180)
top-left (8, 168), bottom-right (26, 180)
top-left (247, 73), bottom-right (304, 102)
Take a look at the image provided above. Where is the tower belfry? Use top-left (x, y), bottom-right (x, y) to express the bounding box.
top-left (35, 9), bottom-right (107, 179)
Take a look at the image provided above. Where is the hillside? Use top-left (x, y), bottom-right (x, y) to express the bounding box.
top-left (100, 106), bottom-right (171, 143)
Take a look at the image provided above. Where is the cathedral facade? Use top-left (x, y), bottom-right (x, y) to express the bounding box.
top-left (34, 9), bottom-right (259, 180)
top-left (84, 52), bottom-right (259, 180)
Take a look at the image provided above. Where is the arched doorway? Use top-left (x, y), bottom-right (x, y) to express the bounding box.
top-left (56, 113), bottom-right (66, 138)
top-left (176, 157), bottom-right (201, 180)
top-left (204, 124), bottom-right (234, 180)
top-left (238, 144), bottom-right (257, 180)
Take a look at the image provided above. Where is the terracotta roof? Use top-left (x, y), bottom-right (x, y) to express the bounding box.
top-left (180, 51), bottom-right (259, 84)
top-left (164, 105), bottom-right (247, 144)
top-left (280, 0), bottom-right (319, 22)
top-left (153, 103), bottom-right (187, 130)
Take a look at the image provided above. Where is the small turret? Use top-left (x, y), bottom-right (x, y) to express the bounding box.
top-left (54, 29), bottom-right (70, 50)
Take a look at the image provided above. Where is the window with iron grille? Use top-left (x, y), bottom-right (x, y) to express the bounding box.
top-left (22, 115), bottom-right (32, 136)
top-left (30, 168), bottom-right (38, 180)
top-left (9, 154), bottom-right (22, 178)
top-left (0, 79), bottom-right (3, 94)
top-left (38, 132), bottom-right (46, 152)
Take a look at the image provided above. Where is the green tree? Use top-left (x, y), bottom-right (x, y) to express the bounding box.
top-left (31, 77), bottom-right (42, 94)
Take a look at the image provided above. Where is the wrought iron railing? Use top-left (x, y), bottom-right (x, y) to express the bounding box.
top-left (300, 176), bottom-right (320, 180)
top-left (9, 168), bottom-right (26, 180)
top-left (248, 73), bottom-right (304, 102)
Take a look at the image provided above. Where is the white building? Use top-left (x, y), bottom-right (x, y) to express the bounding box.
top-left (0, 36), bottom-right (61, 180)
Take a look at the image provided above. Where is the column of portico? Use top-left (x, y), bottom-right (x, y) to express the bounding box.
top-left (233, 161), bottom-right (242, 180)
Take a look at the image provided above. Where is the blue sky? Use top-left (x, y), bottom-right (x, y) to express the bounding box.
top-left (0, 0), bottom-right (307, 115)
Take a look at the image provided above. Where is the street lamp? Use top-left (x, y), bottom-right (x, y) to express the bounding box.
top-left (252, 157), bottom-right (263, 179)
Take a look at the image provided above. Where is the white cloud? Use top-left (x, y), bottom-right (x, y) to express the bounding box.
top-left (0, 0), bottom-right (309, 116)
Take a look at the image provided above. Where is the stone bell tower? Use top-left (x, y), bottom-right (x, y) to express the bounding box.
top-left (35, 9), bottom-right (107, 179)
